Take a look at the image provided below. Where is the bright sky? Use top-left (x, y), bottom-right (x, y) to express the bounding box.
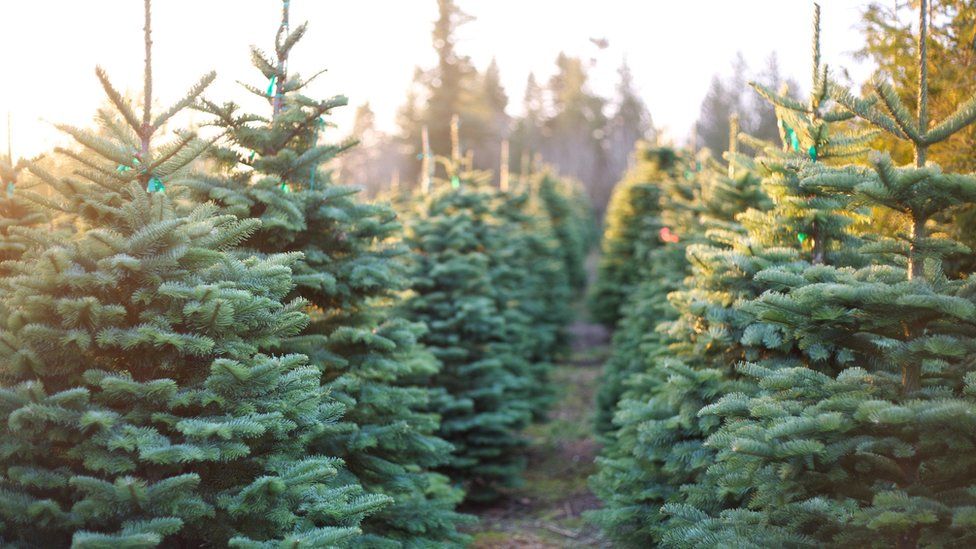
top-left (1, 0), bottom-right (874, 159)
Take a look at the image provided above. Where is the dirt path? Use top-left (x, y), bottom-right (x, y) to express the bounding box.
top-left (466, 319), bottom-right (611, 548)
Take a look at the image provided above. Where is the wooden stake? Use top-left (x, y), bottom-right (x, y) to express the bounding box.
top-left (421, 125), bottom-right (432, 194)
top-left (450, 114), bottom-right (460, 163)
top-left (728, 112), bottom-right (739, 178)
top-left (519, 150), bottom-right (529, 187)
top-left (500, 139), bottom-right (510, 191)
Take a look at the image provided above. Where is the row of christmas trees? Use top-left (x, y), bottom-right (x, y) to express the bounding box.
top-left (0, 1), bottom-right (593, 546)
top-left (590, 2), bottom-right (976, 547)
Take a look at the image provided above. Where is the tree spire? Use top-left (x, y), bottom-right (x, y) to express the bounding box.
top-left (141, 0), bottom-right (153, 159)
top-left (915, 0), bottom-right (929, 167)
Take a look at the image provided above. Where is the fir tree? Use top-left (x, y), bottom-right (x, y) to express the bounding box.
top-left (589, 143), bottom-right (675, 327)
top-left (399, 169), bottom-right (534, 501)
top-left (182, 2), bottom-right (469, 545)
top-left (590, 135), bottom-right (772, 546)
top-left (0, 2), bottom-right (370, 546)
top-left (666, 3), bottom-right (976, 546)
top-left (535, 171), bottom-right (593, 292)
top-left (0, 155), bottom-right (46, 273)
top-left (491, 176), bottom-right (575, 420)
top-left (592, 147), bottom-right (699, 436)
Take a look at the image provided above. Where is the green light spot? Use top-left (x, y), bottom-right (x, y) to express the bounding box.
top-left (146, 177), bottom-right (165, 193)
top-left (797, 232), bottom-right (808, 243)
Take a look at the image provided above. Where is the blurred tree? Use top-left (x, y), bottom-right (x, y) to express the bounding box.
top-left (509, 72), bottom-right (546, 180)
top-left (334, 103), bottom-right (403, 195)
top-left (396, 0), bottom-right (510, 185)
top-left (606, 59), bottom-right (654, 193)
top-left (696, 53), bottom-right (796, 155)
top-left (541, 53), bottom-right (611, 216)
top-left (858, 0), bottom-right (976, 276)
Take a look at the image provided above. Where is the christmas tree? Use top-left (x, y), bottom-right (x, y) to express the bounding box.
top-left (535, 171), bottom-right (594, 292)
top-left (588, 143), bottom-right (673, 327)
top-left (590, 132), bottom-right (775, 545)
top-left (399, 168), bottom-right (534, 501)
top-left (0, 1), bottom-right (377, 545)
top-left (0, 154), bottom-right (46, 273)
top-left (664, 2), bottom-right (976, 546)
top-left (181, 2), bottom-right (469, 545)
top-left (592, 146), bottom-right (701, 437)
top-left (490, 179), bottom-right (574, 419)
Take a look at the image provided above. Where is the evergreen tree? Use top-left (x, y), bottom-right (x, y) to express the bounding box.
top-left (397, 0), bottom-right (509, 185)
top-left (0, 155), bottom-right (46, 273)
top-left (589, 143), bottom-right (674, 327)
top-left (542, 53), bottom-right (612, 217)
top-left (589, 139), bottom-right (771, 546)
top-left (606, 60), bottom-right (654, 184)
top-left (858, 0), bottom-right (976, 276)
top-left (666, 3), bottom-right (976, 546)
top-left (695, 53), bottom-right (796, 157)
top-left (591, 147), bottom-right (699, 436)
top-left (399, 170), bottom-right (533, 501)
top-left (509, 73), bottom-right (546, 180)
top-left (536, 171), bottom-right (593, 292)
top-left (490, 177), bottom-right (575, 420)
top-left (182, 3), bottom-right (469, 545)
top-left (0, 2), bottom-right (372, 546)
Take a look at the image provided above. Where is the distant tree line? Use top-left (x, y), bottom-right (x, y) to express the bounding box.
top-left (334, 0), bottom-right (799, 220)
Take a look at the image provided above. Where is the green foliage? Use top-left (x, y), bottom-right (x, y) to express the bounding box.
top-left (591, 148), bottom-right (701, 436)
top-left (398, 168), bottom-right (582, 500)
top-left (399, 174), bottom-right (532, 500)
top-left (589, 144), bottom-right (773, 546)
top-left (181, 12), bottom-right (470, 546)
top-left (0, 157), bottom-right (46, 273)
top-left (589, 144), bottom-right (676, 327)
top-left (535, 171), bottom-right (594, 291)
top-left (0, 36), bottom-right (369, 544)
top-left (647, 5), bottom-right (976, 547)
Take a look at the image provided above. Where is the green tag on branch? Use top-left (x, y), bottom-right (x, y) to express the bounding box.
top-left (116, 164), bottom-right (131, 173)
top-left (781, 120), bottom-right (801, 152)
top-left (808, 145), bottom-right (817, 161)
top-left (280, 182), bottom-right (291, 193)
top-left (248, 151), bottom-right (256, 162)
top-left (797, 232), bottom-right (808, 243)
top-left (450, 175), bottom-right (460, 189)
top-left (267, 75), bottom-right (277, 97)
top-left (146, 177), bottom-right (165, 193)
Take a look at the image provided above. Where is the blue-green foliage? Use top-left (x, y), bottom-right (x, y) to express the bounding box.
top-left (588, 145), bottom-right (675, 327)
top-left (182, 18), bottom-right (470, 547)
top-left (536, 172), bottom-right (595, 292)
top-left (398, 169), bottom-right (586, 500)
top-left (0, 121), bottom-right (369, 547)
top-left (0, 157), bottom-right (45, 274)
